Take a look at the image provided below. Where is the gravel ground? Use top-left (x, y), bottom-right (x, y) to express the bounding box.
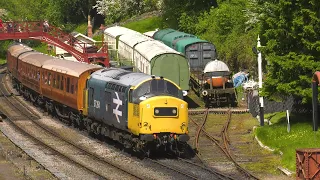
top-left (2, 77), bottom-right (172, 180)
top-left (0, 74), bottom-right (296, 180)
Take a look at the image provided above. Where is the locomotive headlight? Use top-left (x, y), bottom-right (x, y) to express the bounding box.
top-left (155, 109), bottom-right (159, 114)
top-left (182, 90), bottom-right (188, 96)
top-left (172, 109), bottom-right (177, 114)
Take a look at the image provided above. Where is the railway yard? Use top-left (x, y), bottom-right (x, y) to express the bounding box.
top-left (0, 66), bottom-right (294, 180)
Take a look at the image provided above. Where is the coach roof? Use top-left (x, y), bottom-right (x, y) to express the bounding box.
top-left (42, 58), bottom-right (102, 77)
top-left (134, 40), bottom-right (183, 61)
top-left (119, 33), bottom-right (152, 47)
top-left (104, 26), bottom-right (138, 38)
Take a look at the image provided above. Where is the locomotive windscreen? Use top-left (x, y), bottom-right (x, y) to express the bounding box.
top-left (132, 79), bottom-right (182, 103)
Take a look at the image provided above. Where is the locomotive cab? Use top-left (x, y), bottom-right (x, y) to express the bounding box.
top-left (127, 77), bottom-right (189, 146)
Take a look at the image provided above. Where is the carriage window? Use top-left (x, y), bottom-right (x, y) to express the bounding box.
top-left (53, 74), bottom-right (56, 88)
top-left (67, 77), bottom-right (70, 93)
top-left (60, 76), bottom-right (64, 90)
top-left (57, 75), bottom-right (60, 89)
top-left (48, 73), bottom-right (51, 86)
top-left (37, 71), bottom-right (40, 81)
top-left (71, 79), bottom-right (74, 94)
top-left (75, 82), bottom-right (77, 94)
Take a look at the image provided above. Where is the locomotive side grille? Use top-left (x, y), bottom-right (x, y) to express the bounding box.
top-left (154, 107), bottom-right (178, 117)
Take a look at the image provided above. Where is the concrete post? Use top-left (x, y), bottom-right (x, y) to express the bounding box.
top-left (257, 35), bottom-right (264, 126)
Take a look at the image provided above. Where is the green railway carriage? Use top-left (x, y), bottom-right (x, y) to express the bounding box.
top-left (174, 37), bottom-right (216, 71)
top-left (152, 28), bottom-right (175, 41)
top-left (160, 31), bottom-right (196, 48)
top-left (133, 40), bottom-right (190, 91)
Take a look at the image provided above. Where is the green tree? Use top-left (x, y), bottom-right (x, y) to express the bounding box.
top-left (194, 0), bottom-right (259, 73)
top-left (260, 0), bottom-right (320, 102)
top-left (161, 0), bottom-right (217, 29)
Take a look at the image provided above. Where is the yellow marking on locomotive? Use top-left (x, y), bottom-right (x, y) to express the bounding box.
top-left (128, 102), bottom-right (140, 135)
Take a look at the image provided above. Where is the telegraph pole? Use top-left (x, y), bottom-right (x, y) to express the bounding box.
top-left (257, 35), bottom-right (264, 126)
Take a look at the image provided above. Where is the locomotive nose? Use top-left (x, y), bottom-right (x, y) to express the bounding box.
top-left (139, 96), bottom-right (188, 134)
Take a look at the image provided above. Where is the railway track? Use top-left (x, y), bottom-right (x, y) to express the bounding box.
top-left (0, 74), bottom-right (145, 180)
top-left (190, 108), bottom-right (259, 180)
top-left (145, 157), bottom-right (233, 180)
top-left (188, 108), bottom-right (249, 115)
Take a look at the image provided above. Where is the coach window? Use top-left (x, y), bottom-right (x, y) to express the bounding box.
top-left (75, 81), bottom-right (78, 95)
top-left (48, 73), bottom-right (51, 86)
top-left (60, 76), bottom-right (64, 90)
top-left (37, 71), bottom-right (40, 81)
top-left (42, 71), bottom-right (45, 83)
top-left (53, 74), bottom-right (56, 88)
top-left (57, 75), bottom-right (60, 89)
top-left (71, 78), bottom-right (74, 94)
top-left (66, 77), bottom-right (70, 93)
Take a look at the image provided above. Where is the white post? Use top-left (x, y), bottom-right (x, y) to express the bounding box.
top-left (257, 35), bottom-right (264, 126)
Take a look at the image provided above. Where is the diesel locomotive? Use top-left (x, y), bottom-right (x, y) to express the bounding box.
top-left (6, 43), bottom-right (190, 156)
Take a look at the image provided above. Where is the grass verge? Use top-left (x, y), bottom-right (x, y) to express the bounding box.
top-left (122, 16), bottom-right (163, 33)
top-left (255, 112), bottom-right (318, 171)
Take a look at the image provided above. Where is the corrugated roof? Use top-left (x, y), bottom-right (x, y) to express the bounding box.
top-left (203, 59), bottom-right (230, 73)
top-left (104, 26), bottom-right (139, 38)
top-left (119, 33), bottom-right (152, 47)
top-left (134, 40), bottom-right (183, 61)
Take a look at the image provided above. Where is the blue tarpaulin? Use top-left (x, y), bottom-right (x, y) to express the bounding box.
top-left (233, 72), bottom-right (249, 88)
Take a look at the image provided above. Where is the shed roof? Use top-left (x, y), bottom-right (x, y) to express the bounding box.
top-left (134, 40), bottom-right (182, 61)
top-left (203, 59), bottom-right (230, 73)
top-left (119, 33), bottom-right (152, 47)
top-left (104, 26), bottom-right (139, 38)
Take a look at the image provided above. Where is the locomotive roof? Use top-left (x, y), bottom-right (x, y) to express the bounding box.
top-left (104, 26), bottom-right (139, 38)
top-left (119, 33), bottom-right (152, 48)
top-left (91, 68), bottom-right (153, 87)
top-left (134, 40), bottom-right (183, 61)
top-left (42, 58), bottom-right (102, 77)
